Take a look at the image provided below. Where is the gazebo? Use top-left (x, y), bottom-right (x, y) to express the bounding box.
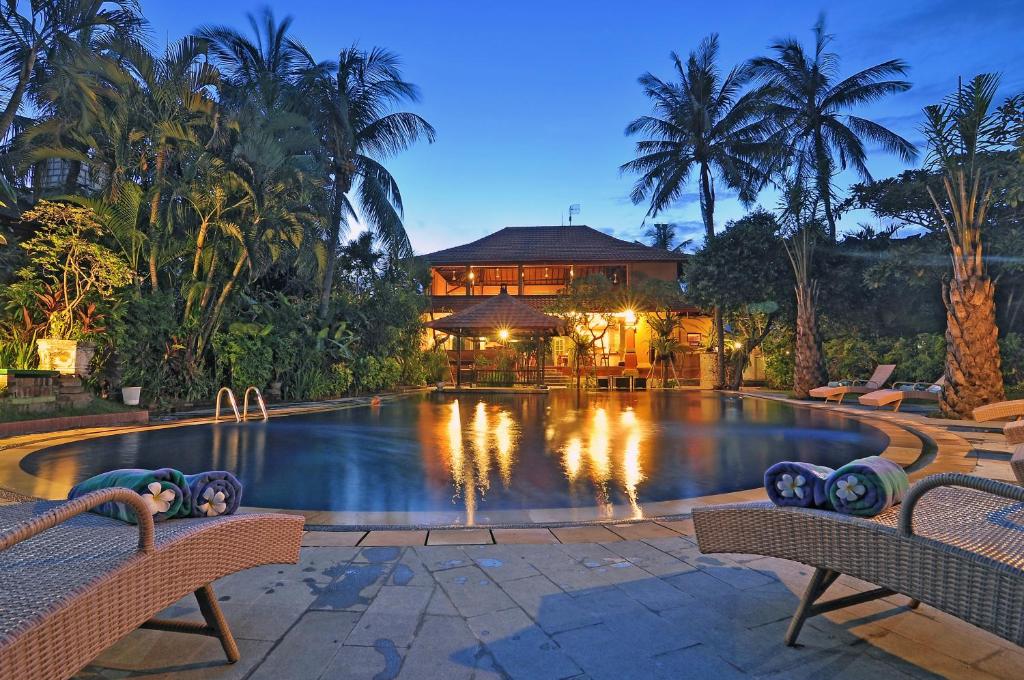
top-left (425, 286), bottom-right (562, 387)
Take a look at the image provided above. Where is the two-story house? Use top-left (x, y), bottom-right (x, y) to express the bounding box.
top-left (421, 225), bottom-right (713, 383)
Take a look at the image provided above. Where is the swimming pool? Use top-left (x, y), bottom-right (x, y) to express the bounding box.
top-left (20, 391), bottom-right (892, 524)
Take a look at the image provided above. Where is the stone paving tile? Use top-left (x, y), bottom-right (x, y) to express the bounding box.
top-left (346, 611), bottom-right (422, 648)
top-left (301, 530), bottom-right (366, 546)
top-left (395, 615), bottom-right (482, 680)
top-left (606, 521), bottom-right (680, 540)
top-left (361, 529), bottom-right (427, 546)
top-left (603, 539), bottom-right (697, 577)
top-left (467, 607), bottom-right (583, 680)
top-left (320, 641), bottom-right (405, 680)
top-left (428, 528), bottom-right (494, 545)
top-left (435, 564), bottom-right (518, 618)
top-left (248, 610), bottom-right (359, 680)
top-left (492, 527), bottom-right (559, 544)
top-left (426, 584), bottom-right (460, 616)
top-left (498, 574), bottom-right (600, 634)
top-left (415, 545), bottom-right (473, 571)
top-left (862, 627), bottom-right (1004, 680)
top-left (463, 544), bottom-right (542, 582)
top-left (386, 548), bottom-right (434, 587)
top-left (550, 525), bottom-right (622, 543)
top-left (76, 631), bottom-right (271, 679)
top-left (655, 518), bottom-right (695, 536)
top-left (615, 574), bottom-right (696, 611)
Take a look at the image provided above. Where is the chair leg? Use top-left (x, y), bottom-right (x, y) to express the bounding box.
top-left (785, 567), bottom-right (839, 646)
top-left (195, 583), bottom-right (240, 663)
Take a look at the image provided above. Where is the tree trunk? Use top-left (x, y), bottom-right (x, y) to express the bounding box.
top-left (0, 49), bottom-right (36, 143)
top-left (793, 281), bottom-right (827, 398)
top-left (815, 135), bottom-right (837, 241)
top-left (940, 274), bottom-right (1004, 417)
top-left (698, 162), bottom-right (726, 389)
top-left (197, 251), bottom-right (248, 357)
top-left (318, 180), bottom-right (347, 319)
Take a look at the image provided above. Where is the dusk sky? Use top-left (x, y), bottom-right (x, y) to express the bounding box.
top-left (145, 0), bottom-right (1024, 254)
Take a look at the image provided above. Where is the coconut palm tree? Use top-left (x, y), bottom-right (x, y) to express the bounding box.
top-left (750, 16), bottom-right (917, 241)
top-left (923, 74), bottom-right (1006, 417)
top-left (0, 0), bottom-right (144, 142)
top-left (622, 33), bottom-right (773, 387)
top-left (297, 46), bottom-right (435, 319)
top-left (643, 222), bottom-right (691, 252)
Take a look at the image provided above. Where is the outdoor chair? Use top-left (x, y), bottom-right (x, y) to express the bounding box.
top-left (858, 375), bottom-right (946, 411)
top-left (973, 399), bottom-right (1024, 484)
top-left (0, 488), bottom-right (304, 680)
top-left (809, 364), bottom-right (896, 404)
top-left (693, 473), bottom-right (1024, 647)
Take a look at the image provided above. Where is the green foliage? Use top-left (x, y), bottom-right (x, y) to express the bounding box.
top-left (0, 334), bottom-right (37, 369)
top-left (422, 349), bottom-right (450, 384)
top-left (762, 326), bottom-right (795, 390)
top-left (353, 355), bottom-right (402, 393)
top-left (213, 323), bottom-right (274, 393)
top-left (10, 202), bottom-right (132, 340)
top-left (1001, 334), bottom-right (1024, 391)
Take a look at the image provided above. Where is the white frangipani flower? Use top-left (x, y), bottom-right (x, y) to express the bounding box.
top-left (835, 475), bottom-right (866, 502)
top-left (141, 482), bottom-right (176, 515)
top-left (776, 473), bottom-right (807, 499)
top-left (198, 487), bottom-right (228, 517)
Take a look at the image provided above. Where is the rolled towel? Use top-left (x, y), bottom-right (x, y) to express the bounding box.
top-left (825, 456), bottom-right (909, 517)
top-left (764, 462), bottom-right (834, 509)
top-left (184, 471), bottom-right (243, 517)
top-left (69, 468), bottom-right (191, 523)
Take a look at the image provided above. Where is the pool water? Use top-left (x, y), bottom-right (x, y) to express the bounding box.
top-left (22, 392), bottom-right (890, 520)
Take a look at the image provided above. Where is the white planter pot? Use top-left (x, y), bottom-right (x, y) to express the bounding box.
top-left (121, 386), bottom-right (142, 406)
top-left (37, 338), bottom-right (96, 377)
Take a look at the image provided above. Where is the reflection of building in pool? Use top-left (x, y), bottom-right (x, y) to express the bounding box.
top-left (421, 225), bottom-right (744, 386)
top-left (441, 400), bottom-right (521, 524)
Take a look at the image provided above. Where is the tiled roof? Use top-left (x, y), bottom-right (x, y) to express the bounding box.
top-left (424, 289), bottom-right (562, 333)
top-left (421, 225), bottom-right (684, 264)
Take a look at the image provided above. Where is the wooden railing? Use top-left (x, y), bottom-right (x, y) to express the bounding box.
top-left (456, 367), bottom-right (544, 387)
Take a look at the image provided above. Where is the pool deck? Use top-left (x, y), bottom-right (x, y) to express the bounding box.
top-left (4, 393), bottom-right (1021, 678)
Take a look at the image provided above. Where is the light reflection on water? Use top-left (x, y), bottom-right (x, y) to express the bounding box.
top-left (20, 391), bottom-right (890, 516)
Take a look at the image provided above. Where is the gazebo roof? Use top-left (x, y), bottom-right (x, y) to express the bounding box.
top-left (424, 287), bottom-right (562, 335)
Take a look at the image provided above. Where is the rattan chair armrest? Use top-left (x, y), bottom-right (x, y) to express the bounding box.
top-left (973, 399), bottom-right (1024, 423)
top-left (898, 473), bottom-right (1024, 538)
top-left (0, 488), bottom-right (155, 554)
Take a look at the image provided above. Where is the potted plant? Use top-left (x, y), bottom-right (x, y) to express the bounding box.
top-left (13, 203), bottom-right (132, 377)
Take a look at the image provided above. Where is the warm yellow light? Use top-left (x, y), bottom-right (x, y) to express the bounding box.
top-left (468, 270), bottom-right (475, 280)
top-left (623, 309), bottom-right (636, 325)
top-left (498, 328), bottom-right (510, 341)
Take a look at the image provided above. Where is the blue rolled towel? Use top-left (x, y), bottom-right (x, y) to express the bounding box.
top-left (68, 468), bottom-right (192, 523)
top-left (825, 456), bottom-right (909, 517)
top-left (764, 462), bottom-right (834, 509)
top-left (184, 471), bottom-right (243, 517)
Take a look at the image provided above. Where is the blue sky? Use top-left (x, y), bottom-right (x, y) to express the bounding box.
top-left (145, 0), bottom-right (1024, 253)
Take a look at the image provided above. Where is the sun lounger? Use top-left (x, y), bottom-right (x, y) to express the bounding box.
top-left (809, 364), bottom-right (896, 404)
top-left (693, 473), bottom-right (1024, 647)
top-left (973, 399), bottom-right (1024, 483)
top-left (0, 488), bottom-right (304, 680)
top-left (858, 376), bottom-right (946, 411)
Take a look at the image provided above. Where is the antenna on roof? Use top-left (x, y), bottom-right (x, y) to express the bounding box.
top-left (568, 204), bottom-right (580, 226)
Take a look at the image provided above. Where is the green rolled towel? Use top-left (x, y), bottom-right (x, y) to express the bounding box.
top-left (68, 468), bottom-right (192, 524)
top-left (825, 456), bottom-right (909, 517)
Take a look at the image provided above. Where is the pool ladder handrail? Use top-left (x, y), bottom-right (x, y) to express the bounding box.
top-left (215, 387), bottom-right (241, 423)
top-left (242, 386), bottom-right (268, 421)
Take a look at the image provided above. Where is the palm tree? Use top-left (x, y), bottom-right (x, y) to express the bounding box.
top-left (778, 179), bottom-right (828, 397)
top-left (622, 33), bottom-right (773, 387)
top-left (0, 0), bottom-right (144, 142)
top-left (643, 222), bottom-right (690, 252)
top-left (751, 16), bottom-right (918, 241)
top-left (923, 74), bottom-right (1006, 417)
top-left (297, 46), bottom-right (435, 319)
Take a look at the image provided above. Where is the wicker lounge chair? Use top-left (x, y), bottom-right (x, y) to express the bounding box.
top-left (973, 399), bottom-right (1024, 483)
top-left (809, 364), bottom-right (896, 404)
top-left (0, 488), bottom-right (304, 679)
top-left (693, 473), bottom-right (1024, 647)
top-left (858, 376), bottom-right (946, 411)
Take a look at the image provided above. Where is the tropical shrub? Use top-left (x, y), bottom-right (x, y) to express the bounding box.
top-left (1001, 333), bottom-right (1024, 392)
top-left (353, 355), bottom-right (402, 393)
top-left (212, 324), bottom-right (274, 393)
top-left (422, 349), bottom-right (450, 384)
